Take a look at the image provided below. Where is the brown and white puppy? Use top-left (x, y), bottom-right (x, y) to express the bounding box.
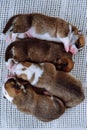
top-left (5, 38), bottom-right (74, 72)
top-left (3, 13), bottom-right (85, 54)
top-left (3, 77), bottom-right (65, 122)
top-left (7, 60), bottom-right (84, 108)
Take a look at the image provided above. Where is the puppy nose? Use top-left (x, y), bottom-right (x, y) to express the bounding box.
top-left (3, 96), bottom-right (6, 99)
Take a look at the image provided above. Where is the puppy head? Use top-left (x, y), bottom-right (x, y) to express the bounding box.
top-left (70, 34), bottom-right (85, 55)
top-left (75, 34), bottom-right (85, 51)
top-left (3, 78), bottom-right (21, 102)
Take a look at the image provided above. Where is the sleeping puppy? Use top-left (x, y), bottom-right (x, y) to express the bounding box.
top-left (3, 77), bottom-right (65, 122)
top-left (5, 38), bottom-right (74, 72)
top-left (3, 13), bottom-right (85, 54)
top-left (7, 60), bottom-right (84, 108)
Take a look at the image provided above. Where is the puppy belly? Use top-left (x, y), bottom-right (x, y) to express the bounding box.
top-left (26, 27), bottom-right (61, 42)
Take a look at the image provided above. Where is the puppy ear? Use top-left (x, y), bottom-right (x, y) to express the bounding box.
top-left (3, 14), bottom-right (20, 34)
top-left (79, 35), bottom-right (85, 46)
top-left (56, 56), bottom-right (74, 72)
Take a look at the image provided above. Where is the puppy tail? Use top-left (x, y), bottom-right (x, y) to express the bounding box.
top-left (56, 56), bottom-right (74, 72)
top-left (3, 14), bottom-right (21, 34)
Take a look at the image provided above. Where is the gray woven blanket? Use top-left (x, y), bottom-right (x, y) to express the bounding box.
top-left (0, 0), bottom-right (87, 129)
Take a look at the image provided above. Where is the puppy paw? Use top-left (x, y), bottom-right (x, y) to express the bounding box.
top-left (64, 45), bottom-right (69, 52)
top-left (69, 45), bottom-right (78, 55)
top-left (60, 37), bottom-right (70, 52)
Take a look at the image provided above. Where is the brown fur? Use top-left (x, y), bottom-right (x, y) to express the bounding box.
top-left (5, 38), bottom-right (74, 72)
top-left (75, 35), bottom-right (85, 49)
top-left (5, 79), bottom-right (21, 97)
top-left (3, 13), bottom-right (69, 37)
top-left (3, 13), bottom-right (85, 48)
top-left (15, 62), bottom-right (84, 108)
top-left (4, 78), bottom-right (65, 122)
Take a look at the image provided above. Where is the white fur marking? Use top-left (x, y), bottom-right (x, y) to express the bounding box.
top-left (5, 58), bottom-right (14, 69)
top-left (11, 63), bottom-right (44, 85)
top-left (12, 47), bottom-right (15, 56)
top-left (6, 58), bottom-right (14, 70)
top-left (27, 27), bottom-right (78, 53)
top-left (4, 26), bottom-right (15, 44)
top-left (69, 24), bottom-right (72, 33)
top-left (68, 24), bottom-right (78, 45)
top-left (4, 26), bottom-right (26, 45)
top-left (27, 27), bottom-right (61, 42)
top-left (51, 96), bottom-right (54, 100)
top-left (6, 58), bottom-right (18, 71)
top-left (20, 85), bottom-right (26, 93)
top-left (2, 84), bottom-right (13, 102)
top-left (59, 37), bottom-right (70, 52)
top-left (18, 33), bottom-right (26, 38)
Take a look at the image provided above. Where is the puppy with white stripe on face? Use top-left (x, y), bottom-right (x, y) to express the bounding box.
top-left (7, 59), bottom-right (84, 108)
top-left (3, 13), bottom-right (85, 54)
top-left (3, 77), bottom-right (65, 122)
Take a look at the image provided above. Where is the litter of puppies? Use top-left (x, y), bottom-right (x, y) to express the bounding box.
top-left (2, 13), bottom-right (85, 122)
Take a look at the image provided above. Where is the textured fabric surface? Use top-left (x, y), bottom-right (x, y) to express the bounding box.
top-left (0, 0), bottom-right (87, 128)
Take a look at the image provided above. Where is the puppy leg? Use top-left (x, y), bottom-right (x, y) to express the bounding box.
top-left (69, 44), bottom-right (78, 54)
top-left (59, 37), bottom-right (70, 52)
top-left (25, 27), bottom-right (35, 38)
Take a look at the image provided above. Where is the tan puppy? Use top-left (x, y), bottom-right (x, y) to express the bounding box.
top-left (3, 13), bottom-right (85, 54)
top-left (8, 61), bottom-right (84, 108)
top-left (3, 78), bottom-right (65, 122)
top-left (5, 38), bottom-right (74, 72)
